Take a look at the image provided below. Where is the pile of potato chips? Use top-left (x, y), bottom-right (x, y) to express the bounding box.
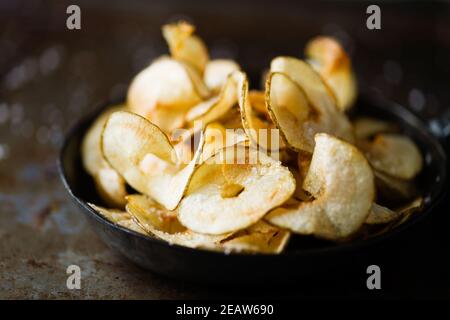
top-left (82, 21), bottom-right (423, 254)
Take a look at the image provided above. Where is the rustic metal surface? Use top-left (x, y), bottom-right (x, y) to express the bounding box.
top-left (1, 0), bottom-right (449, 299)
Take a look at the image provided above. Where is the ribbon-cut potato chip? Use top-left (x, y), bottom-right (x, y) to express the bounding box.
top-left (125, 194), bottom-right (232, 249)
top-left (201, 122), bottom-right (248, 161)
top-left (82, 106), bottom-right (127, 207)
top-left (220, 221), bottom-right (291, 254)
top-left (374, 169), bottom-right (417, 202)
top-left (361, 133), bottom-right (423, 180)
top-left (236, 71), bottom-right (283, 151)
top-left (127, 57), bottom-right (209, 132)
top-left (185, 71), bottom-right (239, 124)
top-left (353, 117), bottom-right (397, 140)
top-left (268, 57), bottom-right (354, 152)
top-left (89, 203), bottom-right (145, 234)
top-left (162, 21), bottom-right (209, 73)
top-left (305, 36), bottom-right (357, 111)
top-left (365, 203), bottom-right (401, 225)
top-left (204, 59), bottom-right (240, 93)
top-left (102, 111), bottom-right (205, 210)
top-left (178, 146), bottom-right (295, 235)
top-left (266, 133), bottom-right (374, 240)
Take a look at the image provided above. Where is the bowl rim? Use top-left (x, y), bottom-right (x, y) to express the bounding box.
top-left (58, 92), bottom-right (448, 258)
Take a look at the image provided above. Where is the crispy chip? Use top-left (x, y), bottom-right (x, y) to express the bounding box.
top-left (268, 57), bottom-right (354, 152)
top-left (266, 133), bottom-right (374, 240)
top-left (127, 57), bottom-right (209, 132)
top-left (178, 146), bottom-right (295, 234)
top-left (353, 117), bottom-right (397, 140)
top-left (81, 106), bottom-right (127, 207)
top-left (89, 203), bottom-right (145, 234)
top-left (185, 71), bottom-right (239, 124)
top-left (220, 221), bottom-right (290, 254)
top-left (162, 21), bottom-right (209, 73)
top-left (305, 36), bottom-right (357, 111)
top-left (361, 133), bottom-right (423, 180)
top-left (365, 203), bottom-right (401, 225)
top-left (204, 59), bottom-right (240, 93)
top-left (102, 111), bottom-right (205, 210)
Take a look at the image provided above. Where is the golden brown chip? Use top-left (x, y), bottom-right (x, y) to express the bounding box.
top-left (162, 21), bottom-right (209, 73)
top-left (88, 203), bottom-right (145, 234)
top-left (305, 36), bottom-right (357, 111)
top-left (220, 221), bottom-right (290, 254)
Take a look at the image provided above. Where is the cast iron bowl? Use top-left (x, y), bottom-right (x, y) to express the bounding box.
top-left (59, 90), bottom-right (448, 285)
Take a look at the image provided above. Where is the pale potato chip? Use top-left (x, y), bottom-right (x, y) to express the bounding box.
top-left (204, 59), bottom-right (240, 93)
top-left (220, 221), bottom-right (291, 254)
top-left (201, 122), bottom-right (248, 161)
top-left (185, 72), bottom-right (239, 124)
top-left (178, 146), bottom-right (295, 235)
top-left (353, 117), bottom-right (397, 140)
top-left (236, 71), bottom-right (284, 151)
top-left (361, 133), bottom-right (423, 180)
top-left (268, 57), bottom-right (354, 152)
top-left (305, 36), bottom-right (357, 111)
top-left (88, 203), bottom-right (145, 234)
top-left (365, 203), bottom-right (401, 225)
top-left (266, 133), bottom-right (374, 240)
top-left (162, 21), bottom-right (209, 73)
top-left (127, 57), bottom-right (209, 124)
top-left (81, 106), bottom-right (127, 207)
top-left (102, 111), bottom-right (205, 210)
top-left (125, 195), bottom-right (232, 250)
top-left (374, 169), bottom-right (417, 202)
top-left (125, 194), bottom-right (185, 233)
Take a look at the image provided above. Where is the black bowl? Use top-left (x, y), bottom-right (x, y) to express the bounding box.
top-left (59, 91), bottom-right (448, 285)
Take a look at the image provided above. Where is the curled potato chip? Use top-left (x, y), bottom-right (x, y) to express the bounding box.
top-left (361, 133), bottom-right (423, 180)
top-left (236, 71), bottom-right (283, 151)
top-left (266, 133), bottom-right (374, 240)
top-left (353, 117), bottom-right (397, 140)
top-left (305, 36), bottom-right (357, 111)
top-left (220, 221), bottom-right (290, 254)
top-left (365, 203), bottom-right (401, 225)
top-left (125, 195), bottom-right (232, 249)
top-left (204, 59), bottom-right (240, 93)
top-left (178, 146), bottom-right (295, 235)
top-left (268, 57), bottom-right (354, 152)
top-left (127, 57), bottom-right (209, 131)
top-left (81, 106), bottom-right (127, 207)
top-left (266, 72), bottom-right (314, 152)
top-left (102, 111), bottom-right (205, 210)
top-left (89, 203), bottom-right (145, 234)
top-left (202, 122), bottom-right (248, 161)
top-left (248, 90), bottom-right (269, 117)
top-left (162, 21), bottom-right (209, 73)
top-left (185, 72), bottom-right (239, 124)
top-left (374, 170), bottom-right (417, 202)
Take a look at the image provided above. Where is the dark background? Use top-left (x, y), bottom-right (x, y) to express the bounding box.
top-left (0, 0), bottom-right (449, 299)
